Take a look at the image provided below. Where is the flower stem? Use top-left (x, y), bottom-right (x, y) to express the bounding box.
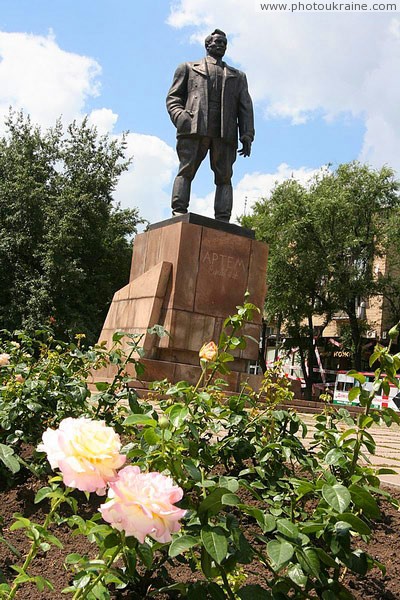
top-left (218, 565), bottom-right (236, 600)
top-left (7, 495), bottom-right (65, 600)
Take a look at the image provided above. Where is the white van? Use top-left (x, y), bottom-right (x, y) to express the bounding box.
top-left (333, 371), bottom-right (400, 411)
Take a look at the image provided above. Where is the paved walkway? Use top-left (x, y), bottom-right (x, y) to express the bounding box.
top-left (300, 413), bottom-right (400, 487)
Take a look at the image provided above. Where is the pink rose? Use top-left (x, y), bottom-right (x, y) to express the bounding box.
top-left (100, 466), bottom-right (186, 543)
top-left (38, 417), bottom-right (126, 495)
top-left (0, 353), bottom-right (10, 366)
top-left (199, 341), bottom-right (218, 362)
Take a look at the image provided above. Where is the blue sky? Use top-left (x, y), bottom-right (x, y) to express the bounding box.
top-left (0, 1), bottom-right (398, 224)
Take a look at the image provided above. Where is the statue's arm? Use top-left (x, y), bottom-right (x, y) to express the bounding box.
top-left (166, 63), bottom-right (189, 127)
top-left (237, 74), bottom-right (255, 149)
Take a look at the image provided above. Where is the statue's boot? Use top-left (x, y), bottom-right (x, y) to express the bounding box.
top-left (171, 176), bottom-right (191, 216)
top-left (214, 183), bottom-right (232, 222)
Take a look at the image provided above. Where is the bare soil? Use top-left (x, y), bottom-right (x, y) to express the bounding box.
top-left (1, 470), bottom-right (400, 599)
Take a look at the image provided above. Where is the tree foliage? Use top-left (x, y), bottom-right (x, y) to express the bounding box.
top-left (0, 111), bottom-right (144, 343)
top-left (242, 162), bottom-right (400, 395)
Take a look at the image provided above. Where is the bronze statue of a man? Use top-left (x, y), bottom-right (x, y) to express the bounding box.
top-left (166, 29), bottom-right (254, 222)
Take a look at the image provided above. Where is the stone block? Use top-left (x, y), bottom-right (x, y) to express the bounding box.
top-left (158, 348), bottom-right (200, 366)
top-left (174, 223), bottom-right (202, 311)
top-left (144, 228), bottom-right (163, 272)
top-left (98, 261), bottom-right (172, 355)
top-left (140, 358), bottom-right (176, 382)
top-left (174, 362), bottom-right (202, 386)
top-left (130, 233), bottom-right (148, 281)
top-left (187, 312), bottom-right (216, 352)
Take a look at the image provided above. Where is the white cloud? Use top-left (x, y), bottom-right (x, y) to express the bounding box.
top-left (113, 133), bottom-right (178, 225)
top-left (191, 163), bottom-right (323, 223)
top-left (0, 31), bottom-right (101, 131)
top-left (167, 3), bottom-right (400, 171)
top-left (88, 108), bottom-right (118, 135)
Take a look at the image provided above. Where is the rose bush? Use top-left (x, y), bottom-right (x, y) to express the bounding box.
top-left (1, 305), bottom-right (400, 599)
top-left (39, 417), bottom-right (126, 495)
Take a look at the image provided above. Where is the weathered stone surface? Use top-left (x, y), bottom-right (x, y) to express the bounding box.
top-left (174, 223), bottom-right (201, 311)
top-left (129, 233), bottom-right (148, 281)
top-left (194, 228), bottom-right (251, 317)
top-left (99, 261), bottom-right (172, 355)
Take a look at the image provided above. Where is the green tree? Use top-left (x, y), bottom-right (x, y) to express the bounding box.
top-left (243, 162), bottom-right (399, 395)
top-left (0, 111), bottom-right (144, 343)
top-left (242, 174), bottom-right (335, 399)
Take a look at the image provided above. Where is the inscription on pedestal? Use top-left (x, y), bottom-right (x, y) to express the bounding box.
top-left (201, 251), bottom-right (247, 280)
top-left (195, 229), bottom-right (251, 317)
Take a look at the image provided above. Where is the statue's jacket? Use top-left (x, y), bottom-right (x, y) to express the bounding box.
top-left (166, 58), bottom-right (255, 148)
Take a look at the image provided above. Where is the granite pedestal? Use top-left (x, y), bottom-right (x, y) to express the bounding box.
top-left (97, 213), bottom-right (268, 392)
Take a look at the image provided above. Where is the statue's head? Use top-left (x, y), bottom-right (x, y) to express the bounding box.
top-left (205, 29), bottom-right (227, 59)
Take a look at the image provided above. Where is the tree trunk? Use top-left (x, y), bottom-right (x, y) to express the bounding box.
top-left (348, 303), bottom-right (362, 371)
top-left (305, 314), bottom-right (316, 400)
top-left (258, 319), bottom-right (267, 373)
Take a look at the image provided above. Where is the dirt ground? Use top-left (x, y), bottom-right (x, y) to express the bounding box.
top-left (1, 470), bottom-right (400, 600)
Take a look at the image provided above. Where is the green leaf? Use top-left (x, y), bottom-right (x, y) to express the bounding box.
top-left (369, 351), bottom-right (380, 368)
top-left (337, 513), bottom-right (371, 535)
top-left (322, 484), bottom-right (351, 512)
top-left (95, 381), bottom-right (109, 391)
top-left (221, 493), bottom-right (240, 506)
top-left (104, 532), bottom-right (120, 549)
top-left (325, 449), bottom-right (344, 466)
top-left (298, 547), bottom-right (320, 578)
top-left (198, 488), bottom-right (227, 516)
top-left (34, 575), bottom-right (54, 592)
top-left (237, 584), bottom-right (271, 599)
top-left (322, 591), bottom-right (339, 600)
top-left (0, 584), bottom-right (11, 594)
top-left (34, 487), bottom-right (53, 504)
top-left (315, 548), bottom-right (337, 568)
top-left (65, 553), bottom-right (83, 565)
top-left (75, 574), bottom-right (91, 589)
top-left (347, 371), bottom-right (366, 385)
top-left (358, 414), bottom-right (374, 429)
top-left (169, 535), bottom-right (199, 558)
top-left (342, 549), bottom-right (368, 576)
top-left (301, 522), bottom-right (325, 534)
top-left (201, 546), bottom-right (215, 579)
top-left (266, 539), bottom-right (294, 568)
top-left (0, 444), bottom-right (20, 473)
top-left (287, 564), bottom-right (307, 587)
top-left (348, 387), bottom-right (360, 402)
top-left (183, 459), bottom-right (202, 482)
top-left (206, 582), bottom-right (227, 600)
top-left (167, 403), bottom-right (189, 428)
top-left (339, 428), bottom-right (357, 442)
top-left (218, 476), bottom-right (239, 493)
top-left (144, 427), bottom-right (160, 445)
top-left (218, 352), bottom-right (234, 363)
top-left (349, 484), bottom-right (380, 518)
top-left (123, 414), bottom-right (157, 427)
top-left (276, 519), bottom-right (299, 540)
top-left (138, 542), bottom-right (153, 569)
top-left (376, 468), bottom-right (397, 475)
top-left (201, 526), bottom-right (228, 565)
